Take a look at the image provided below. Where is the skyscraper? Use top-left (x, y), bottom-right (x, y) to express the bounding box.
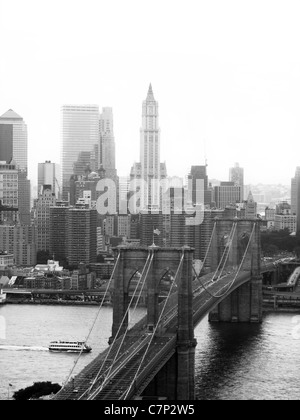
top-left (38, 161), bottom-right (61, 199)
top-left (0, 125), bottom-right (13, 164)
top-left (229, 163), bottom-right (244, 200)
top-left (214, 182), bottom-right (242, 209)
top-left (291, 167), bottom-right (300, 232)
top-left (131, 85), bottom-right (167, 209)
top-left (291, 167), bottom-right (300, 214)
top-left (35, 185), bottom-right (56, 252)
top-left (67, 205), bottom-right (97, 266)
top-left (0, 109), bottom-right (28, 171)
top-left (0, 161), bottom-right (18, 209)
top-left (99, 107), bottom-right (117, 179)
top-left (189, 165), bottom-right (212, 207)
top-left (61, 105), bottom-right (100, 200)
top-left (0, 110), bottom-right (30, 224)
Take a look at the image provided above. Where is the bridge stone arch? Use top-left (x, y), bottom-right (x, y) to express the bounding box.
top-left (111, 246), bottom-right (195, 340)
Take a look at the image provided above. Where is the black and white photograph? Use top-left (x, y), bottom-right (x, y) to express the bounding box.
top-left (1, 0), bottom-right (300, 405)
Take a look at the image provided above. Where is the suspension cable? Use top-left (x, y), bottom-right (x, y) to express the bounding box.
top-left (84, 251), bottom-right (153, 398)
top-left (213, 222), bottom-right (238, 282)
top-left (122, 251), bottom-right (185, 400)
top-left (61, 252), bottom-right (121, 388)
top-left (211, 222), bottom-right (237, 282)
top-left (196, 222), bottom-right (217, 277)
top-left (194, 223), bottom-right (256, 299)
top-left (97, 252), bottom-right (154, 388)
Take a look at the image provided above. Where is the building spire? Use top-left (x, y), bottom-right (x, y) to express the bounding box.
top-left (147, 83), bottom-right (155, 101)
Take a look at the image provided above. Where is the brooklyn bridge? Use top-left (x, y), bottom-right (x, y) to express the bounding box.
top-left (53, 218), bottom-right (275, 401)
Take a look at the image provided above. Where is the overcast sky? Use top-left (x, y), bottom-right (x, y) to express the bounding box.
top-left (0, 0), bottom-right (299, 187)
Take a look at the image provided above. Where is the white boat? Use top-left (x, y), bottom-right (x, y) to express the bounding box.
top-left (49, 341), bottom-right (92, 353)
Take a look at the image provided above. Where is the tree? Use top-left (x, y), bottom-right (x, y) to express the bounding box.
top-left (13, 382), bottom-right (61, 400)
top-left (264, 244), bottom-right (279, 257)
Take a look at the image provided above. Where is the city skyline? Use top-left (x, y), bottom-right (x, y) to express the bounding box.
top-left (1, 0), bottom-right (300, 187)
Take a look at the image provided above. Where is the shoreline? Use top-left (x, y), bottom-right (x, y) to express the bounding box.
top-left (263, 306), bottom-right (300, 314)
top-left (3, 300), bottom-right (300, 314)
top-left (4, 299), bottom-right (112, 307)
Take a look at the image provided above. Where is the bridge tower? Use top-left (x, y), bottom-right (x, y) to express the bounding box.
top-left (209, 219), bottom-right (263, 323)
top-left (111, 246), bottom-right (197, 400)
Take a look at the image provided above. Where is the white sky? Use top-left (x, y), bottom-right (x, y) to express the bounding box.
top-left (0, 0), bottom-right (299, 187)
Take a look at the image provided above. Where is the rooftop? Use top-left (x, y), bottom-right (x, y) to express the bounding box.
top-left (0, 109), bottom-right (23, 121)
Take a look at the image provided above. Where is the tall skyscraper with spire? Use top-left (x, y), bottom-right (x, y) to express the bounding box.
top-left (131, 84), bottom-right (167, 209)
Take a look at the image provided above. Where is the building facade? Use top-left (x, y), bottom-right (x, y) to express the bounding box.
top-left (131, 85), bottom-right (167, 209)
top-left (67, 206), bottom-right (97, 266)
top-left (61, 105), bottom-right (100, 200)
top-left (38, 161), bottom-right (61, 199)
top-left (291, 167), bottom-right (300, 233)
top-left (214, 182), bottom-right (242, 209)
top-left (0, 225), bottom-right (36, 266)
top-left (0, 109), bottom-right (28, 172)
top-left (35, 186), bottom-right (56, 252)
top-left (50, 202), bottom-right (69, 261)
top-left (0, 161), bottom-right (18, 208)
top-left (275, 201), bottom-right (296, 233)
top-left (229, 162), bottom-right (244, 200)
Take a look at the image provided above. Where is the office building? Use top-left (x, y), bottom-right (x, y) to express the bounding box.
top-left (291, 167), bottom-right (300, 232)
top-left (50, 202), bottom-right (69, 261)
top-left (38, 161), bottom-right (61, 199)
top-left (131, 85), bottom-right (167, 209)
top-left (35, 185), bottom-right (56, 252)
top-left (67, 205), bottom-right (97, 266)
top-left (0, 161), bottom-right (18, 208)
top-left (274, 202), bottom-right (296, 233)
top-left (0, 110), bottom-right (30, 224)
top-left (0, 225), bottom-right (36, 266)
top-left (0, 109), bottom-right (28, 171)
top-left (99, 108), bottom-right (117, 180)
top-left (229, 163), bottom-right (244, 200)
top-left (61, 105), bottom-right (100, 200)
top-left (18, 169), bottom-right (31, 225)
top-left (188, 165), bottom-right (212, 207)
top-left (214, 182), bottom-right (242, 209)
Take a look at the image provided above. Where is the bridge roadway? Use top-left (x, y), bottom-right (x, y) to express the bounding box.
top-left (54, 267), bottom-right (258, 401)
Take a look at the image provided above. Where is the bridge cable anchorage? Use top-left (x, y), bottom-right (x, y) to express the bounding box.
top-left (122, 251), bottom-right (185, 400)
top-left (83, 251), bottom-right (154, 400)
top-left (58, 252), bottom-right (121, 391)
top-left (193, 223), bottom-right (256, 299)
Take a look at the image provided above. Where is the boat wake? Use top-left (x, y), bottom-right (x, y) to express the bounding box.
top-left (0, 345), bottom-right (48, 352)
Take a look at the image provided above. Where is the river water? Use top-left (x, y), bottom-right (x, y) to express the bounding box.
top-left (0, 304), bottom-right (299, 400)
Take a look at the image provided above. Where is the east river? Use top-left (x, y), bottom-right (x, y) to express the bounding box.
top-left (0, 304), bottom-right (300, 400)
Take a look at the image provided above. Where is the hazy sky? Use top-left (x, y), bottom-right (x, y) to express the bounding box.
top-left (0, 0), bottom-right (299, 187)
